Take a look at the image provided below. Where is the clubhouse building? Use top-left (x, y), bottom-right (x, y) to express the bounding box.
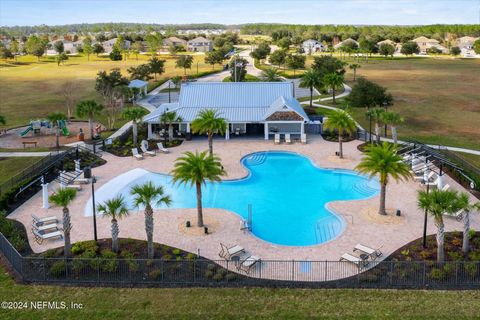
top-left (144, 82), bottom-right (310, 140)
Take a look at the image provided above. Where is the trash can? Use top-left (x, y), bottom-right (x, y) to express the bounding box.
top-left (84, 166), bottom-right (92, 179)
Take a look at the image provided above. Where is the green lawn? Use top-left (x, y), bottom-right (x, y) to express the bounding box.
top-left (0, 157), bottom-right (42, 185)
top-left (0, 266), bottom-right (479, 319)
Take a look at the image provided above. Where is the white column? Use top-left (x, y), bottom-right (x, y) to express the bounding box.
top-left (74, 159), bottom-right (81, 173)
top-left (59, 171), bottom-right (66, 189)
top-left (300, 122), bottom-right (305, 134)
top-left (144, 85), bottom-right (147, 95)
top-left (225, 123), bottom-right (230, 140)
top-left (42, 183), bottom-right (49, 209)
top-left (147, 123), bottom-right (153, 140)
top-left (437, 174), bottom-right (444, 189)
top-left (186, 123), bottom-right (191, 133)
top-left (264, 122), bottom-right (269, 140)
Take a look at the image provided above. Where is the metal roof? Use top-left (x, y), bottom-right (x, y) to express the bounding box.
top-left (128, 79), bottom-right (148, 88)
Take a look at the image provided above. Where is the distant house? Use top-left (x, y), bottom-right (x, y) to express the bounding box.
top-left (187, 37), bottom-right (213, 52)
top-left (412, 36), bottom-right (447, 54)
top-left (46, 40), bottom-right (79, 55)
top-left (376, 39), bottom-right (402, 53)
top-left (456, 36), bottom-right (478, 50)
top-left (333, 38), bottom-right (359, 50)
top-left (302, 39), bottom-right (324, 54)
top-left (163, 36), bottom-right (187, 48)
top-left (102, 38), bottom-right (131, 54)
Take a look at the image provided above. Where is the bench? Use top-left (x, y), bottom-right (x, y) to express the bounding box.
top-left (22, 141), bottom-right (37, 148)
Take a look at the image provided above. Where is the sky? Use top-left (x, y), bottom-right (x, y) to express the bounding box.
top-left (0, 0), bottom-right (479, 26)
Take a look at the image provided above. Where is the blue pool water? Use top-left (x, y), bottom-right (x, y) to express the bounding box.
top-left (85, 151), bottom-right (380, 246)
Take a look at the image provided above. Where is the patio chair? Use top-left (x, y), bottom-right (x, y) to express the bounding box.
top-left (301, 133), bottom-right (307, 144)
top-left (218, 243), bottom-right (245, 260)
top-left (131, 148), bottom-right (144, 160)
top-left (424, 177), bottom-right (440, 188)
top-left (353, 244), bottom-right (383, 259)
top-left (274, 134), bottom-right (280, 144)
top-left (32, 221), bottom-right (58, 232)
top-left (32, 214), bottom-right (57, 226)
top-left (66, 184), bottom-right (82, 191)
top-left (235, 127), bottom-right (241, 136)
top-left (285, 133), bottom-right (292, 144)
top-left (141, 145), bottom-right (156, 156)
top-left (156, 142), bottom-right (170, 153)
top-left (238, 256), bottom-right (261, 274)
top-left (441, 184), bottom-right (450, 191)
top-left (32, 228), bottom-right (63, 245)
top-left (73, 177), bottom-right (91, 185)
top-left (340, 253), bottom-right (368, 268)
top-left (414, 171), bottom-right (436, 182)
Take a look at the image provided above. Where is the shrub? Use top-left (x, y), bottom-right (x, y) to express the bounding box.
top-left (401, 249), bottom-right (410, 258)
top-left (99, 249), bottom-right (118, 272)
top-left (448, 251), bottom-right (464, 261)
top-left (225, 273), bottom-right (237, 281)
top-left (443, 263), bottom-right (455, 275)
top-left (9, 234), bottom-right (26, 252)
top-left (172, 248), bottom-right (182, 256)
top-left (204, 270), bottom-right (214, 279)
top-left (162, 254), bottom-right (173, 260)
top-left (49, 260), bottom-right (66, 277)
top-left (120, 250), bottom-right (138, 272)
top-left (212, 273), bottom-right (224, 282)
top-left (42, 249), bottom-right (59, 258)
top-left (217, 268), bottom-right (228, 277)
top-left (149, 268), bottom-right (161, 280)
top-left (186, 253), bottom-right (196, 260)
top-left (428, 268), bottom-right (444, 280)
top-left (451, 238), bottom-right (462, 246)
top-left (207, 264), bottom-right (216, 272)
top-left (419, 250), bottom-right (433, 260)
top-left (468, 252), bottom-right (480, 261)
top-left (464, 262), bottom-right (478, 277)
top-left (468, 229), bottom-right (476, 240)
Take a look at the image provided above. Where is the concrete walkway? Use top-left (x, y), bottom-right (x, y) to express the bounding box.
top-left (0, 151), bottom-right (53, 157)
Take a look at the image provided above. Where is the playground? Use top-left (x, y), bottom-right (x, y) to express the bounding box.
top-left (0, 121), bottom-right (102, 149)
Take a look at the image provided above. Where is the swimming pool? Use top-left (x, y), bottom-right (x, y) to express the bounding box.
top-left (85, 151), bottom-right (380, 246)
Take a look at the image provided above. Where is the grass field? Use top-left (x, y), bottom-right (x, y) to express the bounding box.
top-left (0, 157), bottom-right (42, 185)
top-left (0, 266), bottom-right (479, 319)
top-left (0, 54), bottom-right (219, 129)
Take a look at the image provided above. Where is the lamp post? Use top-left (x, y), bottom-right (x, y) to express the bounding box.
top-left (383, 101), bottom-right (388, 137)
top-left (368, 108), bottom-right (372, 144)
top-left (91, 176), bottom-right (98, 243)
top-left (168, 80), bottom-right (171, 103)
top-left (422, 172), bottom-right (430, 248)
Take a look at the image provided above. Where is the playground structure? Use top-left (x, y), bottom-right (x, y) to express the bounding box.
top-left (19, 120), bottom-right (70, 138)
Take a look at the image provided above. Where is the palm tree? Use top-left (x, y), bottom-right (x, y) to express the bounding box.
top-left (259, 68), bottom-right (282, 82)
top-left (323, 72), bottom-right (344, 104)
top-left (191, 109), bottom-right (227, 157)
top-left (323, 109), bottom-right (357, 159)
top-left (49, 188), bottom-right (77, 256)
top-left (454, 192), bottom-right (480, 254)
top-left (418, 189), bottom-right (463, 262)
top-left (299, 69), bottom-right (322, 108)
top-left (349, 63), bottom-right (361, 81)
top-left (123, 107), bottom-right (148, 145)
top-left (131, 181), bottom-right (172, 259)
top-left (97, 195), bottom-right (129, 253)
top-left (0, 114), bottom-right (6, 125)
top-left (382, 111), bottom-right (404, 144)
top-left (366, 108), bottom-right (385, 144)
top-left (75, 100), bottom-right (104, 140)
top-left (47, 112), bottom-right (68, 149)
top-left (160, 111), bottom-right (182, 142)
top-left (171, 151), bottom-right (226, 227)
top-left (356, 142), bottom-right (412, 216)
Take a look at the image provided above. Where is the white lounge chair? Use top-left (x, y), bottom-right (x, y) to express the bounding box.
top-left (141, 145), bottom-right (156, 156)
top-left (414, 171), bottom-right (436, 182)
top-left (274, 133), bottom-right (280, 144)
top-left (32, 222), bottom-right (58, 232)
top-left (73, 178), bottom-right (90, 185)
top-left (285, 133), bottom-right (292, 144)
top-left (219, 243), bottom-right (245, 260)
top-left (32, 214), bottom-right (57, 226)
top-left (131, 148), bottom-right (144, 160)
top-left (32, 229), bottom-right (63, 244)
top-left (340, 253), bottom-right (368, 267)
top-left (353, 244), bottom-right (383, 259)
top-left (238, 256), bottom-right (261, 274)
top-left (66, 184), bottom-right (82, 191)
top-left (301, 133), bottom-right (307, 144)
top-left (441, 184), bottom-right (450, 191)
top-left (156, 142), bottom-right (170, 153)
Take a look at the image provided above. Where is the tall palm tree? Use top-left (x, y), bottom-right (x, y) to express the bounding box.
top-left (47, 112), bottom-right (68, 149)
top-left (75, 100), bottom-right (104, 140)
top-left (323, 109), bottom-right (357, 159)
top-left (49, 188), bottom-right (77, 256)
top-left (97, 195), bottom-right (129, 253)
top-left (123, 107), bottom-right (148, 145)
top-left (356, 142), bottom-right (412, 216)
top-left (366, 107), bottom-right (385, 144)
top-left (299, 69), bottom-right (322, 108)
top-left (160, 111), bottom-right (182, 142)
top-left (259, 68), bottom-right (282, 82)
top-left (454, 192), bottom-right (480, 254)
top-left (349, 63), bottom-right (361, 81)
top-left (191, 109), bottom-right (227, 157)
top-left (323, 72), bottom-right (344, 104)
top-left (382, 111), bottom-right (404, 144)
top-left (131, 181), bottom-right (172, 259)
top-left (171, 151), bottom-right (226, 227)
top-left (418, 189), bottom-right (463, 262)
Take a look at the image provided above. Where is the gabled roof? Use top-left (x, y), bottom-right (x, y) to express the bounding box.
top-left (166, 36), bottom-right (187, 43)
top-left (188, 36), bottom-right (211, 43)
top-left (263, 96), bottom-right (309, 121)
top-left (377, 39), bottom-right (396, 46)
top-left (413, 36), bottom-right (439, 43)
top-left (128, 79), bottom-right (148, 88)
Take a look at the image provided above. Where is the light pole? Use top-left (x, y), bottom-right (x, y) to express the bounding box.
top-left (383, 101), bottom-right (388, 137)
top-left (91, 176), bottom-right (98, 243)
top-left (422, 179), bottom-right (430, 248)
top-left (168, 80), bottom-right (171, 103)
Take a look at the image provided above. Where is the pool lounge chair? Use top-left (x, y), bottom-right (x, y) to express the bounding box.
top-left (441, 184), bottom-right (450, 191)
top-left (340, 253), bottom-right (368, 267)
top-left (414, 171), bottom-right (436, 182)
top-left (238, 256), bottom-right (261, 274)
top-left (353, 244), bottom-right (383, 259)
top-left (285, 133), bottom-right (292, 144)
top-left (66, 184), bottom-right (82, 191)
top-left (32, 214), bottom-right (57, 226)
top-left (73, 177), bottom-right (91, 185)
top-left (32, 221), bottom-right (58, 232)
top-left (424, 177), bottom-right (440, 187)
top-left (32, 228), bottom-right (63, 245)
top-left (218, 243), bottom-right (245, 260)
top-left (141, 145), bottom-right (156, 156)
top-left (156, 143), bottom-right (170, 153)
top-left (301, 133), bottom-right (307, 144)
top-left (131, 148), bottom-right (144, 160)
top-left (274, 134), bottom-right (280, 144)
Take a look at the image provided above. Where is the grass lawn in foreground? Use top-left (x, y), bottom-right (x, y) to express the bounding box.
top-left (0, 266), bottom-right (479, 319)
top-left (0, 157), bottom-right (42, 185)
top-left (0, 54), bottom-right (219, 129)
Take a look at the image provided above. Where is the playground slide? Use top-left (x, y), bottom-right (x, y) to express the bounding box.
top-left (62, 127), bottom-right (70, 136)
top-left (19, 126), bottom-right (33, 137)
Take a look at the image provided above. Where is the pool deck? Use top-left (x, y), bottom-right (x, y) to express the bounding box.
top-left (8, 136), bottom-right (480, 281)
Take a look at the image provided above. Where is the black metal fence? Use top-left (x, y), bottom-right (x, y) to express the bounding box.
top-left (1, 232), bottom-right (479, 289)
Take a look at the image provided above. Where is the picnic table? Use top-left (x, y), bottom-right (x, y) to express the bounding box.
top-left (22, 141), bottom-right (37, 148)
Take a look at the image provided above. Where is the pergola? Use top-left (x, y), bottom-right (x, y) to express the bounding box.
top-left (128, 79), bottom-right (148, 96)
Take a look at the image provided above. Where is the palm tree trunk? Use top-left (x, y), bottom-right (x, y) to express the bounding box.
top-left (379, 183), bottom-right (387, 215)
top-left (208, 133), bottom-right (213, 156)
top-left (375, 122), bottom-right (380, 144)
top-left (338, 134), bottom-right (343, 158)
top-left (63, 207), bottom-right (72, 256)
top-left (132, 121), bottom-right (138, 145)
top-left (462, 210), bottom-right (470, 254)
top-left (436, 218), bottom-right (445, 262)
top-left (332, 88), bottom-right (336, 104)
top-left (112, 218), bottom-right (119, 253)
top-left (353, 70), bottom-right (356, 81)
top-left (55, 127), bottom-right (60, 149)
top-left (309, 87), bottom-right (313, 108)
top-left (145, 204), bottom-right (154, 259)
top-left (88, 117), bottom-right (94, 140)
top-left (195, 182), bottom-right (204, 227)
top-left (392, 126), bottom-right (398, 145)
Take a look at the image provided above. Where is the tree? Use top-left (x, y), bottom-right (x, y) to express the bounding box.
top-left (160, 111), bottom-right (182, 141)
top-left (417, 189), bottom-right (462, 262)
top-left (285, 54), bottom-right (306, 76)
top-left (379, 43), bottom-right (395, 58)
top-left (346, 78), bottom-right (392, 109)
top-left (357, 142), bottom-right (412, 216)
top-left (401, 41), bottom-right (420, 55)
top-left (474, 39), bottom-right (480, 54)
top-left (95, 69), bottom-right (129, 129)
top-left (10, 39), bottom-right (19, 61)
top-left (83, 37), bottom-right (93, 61)
top-left (299, 70), bottom-right (322, 108)
top-left (47, 112), bottom-right (67, 148)
top-left (149, 56), bottom-right (165, 80)
top-left (175, 55), bottom-right (193, 75)
top-left (269, 49), bottom-right (287, 68)
top-left (311, 55), bottom-right (346, 78)
top-left (0, 46), bottom-right (13, 61)
top-left (250, 42), bottom-right (271, 61)
top-left (455, 193), bottom-right (480, 254)
top-left (97, 195), bottom-right (129, 253)
top-left (366, 107), bottom-right (385, 143)
top-left (76, 100), bottom-right (104, 140)
top-left (450, 46), bottom-right (461, 56)
top-left (323, 72), bottom-right (344, 104)
top-left (55, 52), bottom-right (68, 66)
top-left (127, 64), bottom-right (153, 81)
top-left (259, 68), bottom-right (282, 82)
top-left (277, 37), bottom-right (291, 50)
top-left (359, 38), bottom-right (376, 57)
top-left (341, 41), bottom-right (359, 57)
top-left (228, 56), bottom-right (248, 82)
top-left (131, 181), bottom-right (172, 259)
top-left (109, 46), bottom-right (122, 61)
top-left (25, 35), bottom-right (46, 61)
top-left (131, 41), bottom-right (144, 60)
top-left (381, 111), bottom-right (404, 144)
top-left (54, 40), bottom-right (64, 54)
top-left (95, 33), bottom-right (106, 42)
top-left (93, 43), bottom-right (105, 56)
top-left (349, 63), bottom-right (361, 81)
top-left (191, 109), bottom-right (227, 156)
top-left (145, 34), bottom-right (161, 55)
top-left (204, 50), bottom-right (224, 69)
top-left (61, 81), bottom-right (78, 119)
top-left (49, 188), bottom-right (77, 257)
top-left (323, 109), bottom-right (357, 159)
top-left (171, 151), bottom-right (226, 227)
top-left (123, 107), bottom-right (148, 145)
